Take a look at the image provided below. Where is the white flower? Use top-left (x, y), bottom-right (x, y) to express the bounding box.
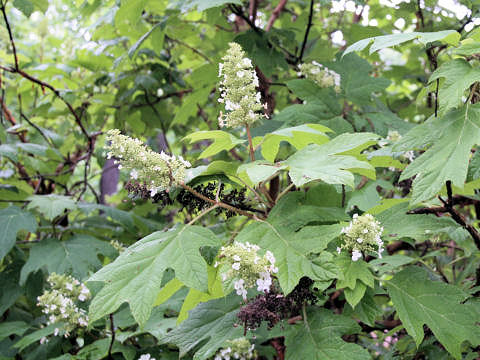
top-left (156, 88), bottom-right (164, 97)
top-left (138, 354), bottom-right (155, 360)
top-left (357, 238), bottom-right (363, 243)
top-left (130, 169), bottom-right (138, 180)
top-left (232, 262), bottom-right (241, 270)
top-left (336, 247), bottom-right (342, 254)
top-left (352, 249), bottom-right (362, 261)
top-left (242, 58), bottom-right (252, 67)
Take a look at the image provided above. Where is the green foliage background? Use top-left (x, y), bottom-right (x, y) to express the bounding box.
top-left (1, 0), bottom-right (480, 359)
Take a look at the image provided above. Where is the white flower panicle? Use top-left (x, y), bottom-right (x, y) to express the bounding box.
top-left (298, 61), bottom-right (341, 93)
top-left (338, 213), bottom-right (384, 262)
top-left (215, 338), bottom-right (256, 360)
top-left (138, 354), bottom-right (155, 360)
top-left (106, 129), bottom-right (191, 195)
top-left (217, 42), bottom-right (265, 128)
top-left (36, 273), bottom-right (90, 338)
top-left (215, 242), bottom-right (278, 300)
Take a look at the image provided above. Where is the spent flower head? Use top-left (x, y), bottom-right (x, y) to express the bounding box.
top-left (214, 338), bottom-right (256, 360)
top-left (217, 42), bottom-right (265, 128)
top-left (215, 241), bottom-right (278, 300)
top-left (106, 129), bottom-right (190, 195)
top-left (36, 273), bottom-right (90, 337)
top-left (298, 61), bottom-right (341, 93)
top-left (338, 213), bottom-right (384, 261)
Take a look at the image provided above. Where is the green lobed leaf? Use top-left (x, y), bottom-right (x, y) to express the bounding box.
top-left (284, 307), bottom-right (370, 360)
top-left (386, 266), bottom-right (480, 359)
top-left (0, 206), bottom-right (37, 261)
top-left (160, 293), bottom-right (245, 360)
top-left (284, 132), bottom-right (378, 188)
top-left (344, 30), bottom-right (460, 56)
top-left (168, 0), bottom-right (241, 12)
top-left (183, 130), bottom-right (245, 158)
top-left (429, 59), bottom-right (480, 114)
top-left (260, 124), bottom-right (332, 162)
top-left (396, 105), bottom-right (480, 204)
top-left (326, 53), bottom-right (391, 105)
top-left (236, 193), bottom-right (342, 294)
top-left (20, 236), bottom-right (116, 284)
top-left (27, 194), bottom-right (77, 220)
top-left (88, 225), bottom-right (221, 326)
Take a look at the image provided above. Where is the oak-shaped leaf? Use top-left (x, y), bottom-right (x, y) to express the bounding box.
top-left (88, 225), bottom-right (221, 326)
top-left (386, 266), bottom-right (480, 359)
top-left (284, 132), bottom-right (378, 188)
top-left (236, 193), bottom-right (342, 294)
top-left (20, 236), bottom-right (115, 284)
top-left (183, 131), bottom-right (245, 159)
top-left (284, 307), bottom-right (370, 360)
top-left (395, 105), bottom-right (480, 204)
top-left (160, 293), bottom-right (245, 359)
top-left (0, 206), bottom-right (37, 261)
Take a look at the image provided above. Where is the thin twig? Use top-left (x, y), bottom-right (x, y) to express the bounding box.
top-left (107, 314), bottom-right (115, 359)
top-left (408, 181), bottom-right (480, 250)
top-left (297, 0), bottom-right (314, 64)
top-left (276, 182), bottom-right (294, 204)
top-left (187, 205), bottom-right (219, 225)
top-left (180, 183), bottom-right (261, 219)
top-left (166, 36), bottom-right (212, 63)
top-left (245, 124), bottom-right (255, 162)
top-left (1, 3), bottom-right (19, 70)
top-left (266, 0), bottom-right (288, 31)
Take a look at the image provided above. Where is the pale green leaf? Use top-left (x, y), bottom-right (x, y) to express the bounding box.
top-left (284, 307), bottom-right (370, 360)
top-left (344, 281), bottom-right (367, 308)
top-left (261, 124), bottom-right (332, 162)
top-left (430, 59), bottom-right (480, 114)
top-left (284, 133), bottom-right (378, 188)
top-left (88, 225), bottom-right (221, 325)
top-left (397, 105), bottom-right (480, 204)
top-left (168, 0), bottom-right (241, 12)
top-left (128, 22), bottom-right (164, 59)
top-left (386, 266), bottom-right (480, 359)
top-left (0, 206), bottom-right (37, 261)
top-left (344, 30), bottom-right (460, 55)
top-left (237, 161), bottom-right (287, 186)
top-left (183, 131), bottom-right (245, 158)
top-left (27, 194), bottom-right (77, 220)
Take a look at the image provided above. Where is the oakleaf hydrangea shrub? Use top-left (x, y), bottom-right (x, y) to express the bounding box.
top-left (37, 273), bottom-right (90, 338)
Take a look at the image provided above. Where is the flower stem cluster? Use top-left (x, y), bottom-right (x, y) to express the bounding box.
top-left (214, 338), bottom-right (256, 360)
top-left (337, 214), bottom-right (384, 261)
top-left (215, 242), bottom-right (278, 300)
top-left (36, 273), bottom-right (90, 337)
top-left (106, 129), bottom-right (191, 195)
top-left (218, 42), bottom-right (265, 128)
top-left (298, 61), bottom-right (341, 93)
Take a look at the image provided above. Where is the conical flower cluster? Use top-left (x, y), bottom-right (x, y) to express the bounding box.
top-left (217, 42), bottom-right (265, 128)
top-left (298, 61), bottom-right (341, 93)
top-left (337, 213), bottom-right (384, 261)
top-left (37, 273), bottom-right (90, 338)
top-left (214, 338), bottom-right (256, 360)
top-left (215, 242), bottom-right (278, 300)
top-left (106, 129), bottom-right (191, 195)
